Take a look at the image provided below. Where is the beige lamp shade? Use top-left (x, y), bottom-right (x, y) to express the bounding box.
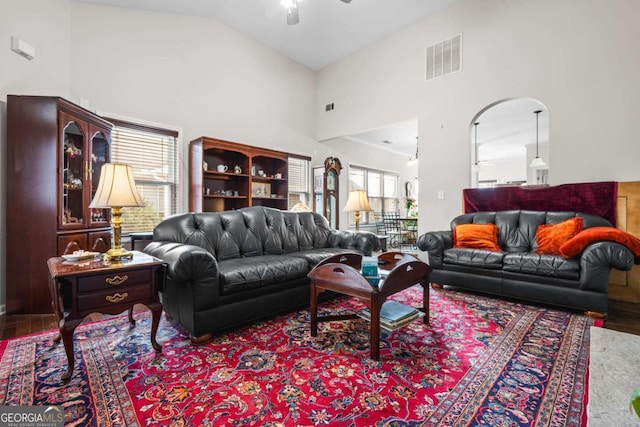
top-left (89, 163), bottom-right (144, 208)
top-left (343, 189), bottom-right (372, 212)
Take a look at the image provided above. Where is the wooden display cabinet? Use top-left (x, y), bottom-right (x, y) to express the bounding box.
top-left (190, 137), bottom-right (289, 212)
top-left (6, 95), bottom-right (112, 313)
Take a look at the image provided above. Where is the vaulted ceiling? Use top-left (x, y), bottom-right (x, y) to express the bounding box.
top-left (73, 0), bottom-right (461, 70)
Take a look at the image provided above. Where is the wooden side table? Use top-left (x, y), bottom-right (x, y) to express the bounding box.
top-left (47, 251), bottom-right (167, 382)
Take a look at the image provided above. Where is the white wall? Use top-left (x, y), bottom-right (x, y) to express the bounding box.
top-left (69, 3), bottom-right (320, 213)
top-left (69, 3), bottom-right (317, 153)
top-left (0, 0), bottom-right (71, 100)
top-left (316, 0), bottom-right (640, 234)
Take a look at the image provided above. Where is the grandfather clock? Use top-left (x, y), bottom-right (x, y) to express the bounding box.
top-left (323, 157), bottom-right (342, 229)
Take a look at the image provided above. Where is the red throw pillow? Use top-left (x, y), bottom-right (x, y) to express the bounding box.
top-left (535, 217), bottom-right (583, 255)
top-left (453, 223), bottom-right (501, 251)
top-left (560, 227), bottom-right (640, 260)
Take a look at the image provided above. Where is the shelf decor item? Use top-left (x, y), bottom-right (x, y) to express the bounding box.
top-left (89, 163), bottom-right (145, 260)
top-left (252, 182), bottom-right (271, 197)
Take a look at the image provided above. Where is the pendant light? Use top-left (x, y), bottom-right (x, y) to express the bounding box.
top-left (281, 0), bottom-right (352, 25)
top-left (281, 0), bottom-right (300, 25)
top-left (529, 110), bottom-right (546, 168)
top-left (472, 122), bottom-right (480, 173)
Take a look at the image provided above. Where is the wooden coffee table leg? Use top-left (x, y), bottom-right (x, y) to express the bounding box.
top-left (310, 282), bottom-right (318, 337)
top-left (370, 301), bottom-right (381, 361)
top-left (422, 281), bottom-right (429, 325)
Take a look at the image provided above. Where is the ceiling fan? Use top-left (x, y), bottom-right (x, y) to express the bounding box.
top-left (283, 0), bottom-right (352, 26)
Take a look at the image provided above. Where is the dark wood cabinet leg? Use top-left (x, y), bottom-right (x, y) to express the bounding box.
top-left (310, 285), bottom-right (318, 337)
top-left (422, 281), bottom-right (430, 325)
top-left (128, 306), bottom-right (135, 327)
top-left (370, 301), bottom-right (381, 361)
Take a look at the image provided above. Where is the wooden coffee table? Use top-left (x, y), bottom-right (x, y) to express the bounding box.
top-left (308, 252), bottom-right (432, 360)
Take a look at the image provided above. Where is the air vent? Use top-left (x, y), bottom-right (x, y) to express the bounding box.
top-left (426, 33), bottom-right (462, 81)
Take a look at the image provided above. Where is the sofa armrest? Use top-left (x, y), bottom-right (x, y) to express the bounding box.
top-left (578, 241), bottom-right (634, 292)
top-left (144, 241), bottom-right (219, 289)
top-left (417, 231), bottom-right (453, 268)
top-left (329, 230), bottom-right (378, 256)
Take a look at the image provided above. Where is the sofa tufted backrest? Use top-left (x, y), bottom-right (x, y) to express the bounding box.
top-left (450, 210), bottom-right (612, 253)
top-left (152, 206), bottom-right (334, 260)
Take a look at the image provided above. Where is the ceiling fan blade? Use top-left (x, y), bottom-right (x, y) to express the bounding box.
top-left (286, 6), bottom-right (299, 25)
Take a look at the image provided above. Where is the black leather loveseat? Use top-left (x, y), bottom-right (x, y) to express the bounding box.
top-left (144, 206), bottom-right (378, 342)
top-left (417, 210), bottom-right (636, 316)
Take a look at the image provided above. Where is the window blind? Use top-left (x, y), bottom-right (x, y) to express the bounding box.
top-left (348, 166), bottom-right (399, 225)
top-left (288, 156), bottom-right (311, 210)
top-left (108, 120), bottom-right (179, 234)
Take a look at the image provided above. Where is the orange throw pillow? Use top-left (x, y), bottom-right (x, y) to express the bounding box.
top-left (453, 223), bottom-right (501, 251)
top-left (560, 227), bottom-right (640, 260)
top-left (535, 217), bottom-right (583, 255)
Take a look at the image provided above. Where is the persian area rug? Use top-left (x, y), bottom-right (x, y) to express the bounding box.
top-left (0, 287), bottom-right (597, 427)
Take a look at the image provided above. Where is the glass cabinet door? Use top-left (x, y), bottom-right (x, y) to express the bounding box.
top-left (89, 130), bottom-right (110, 226)
top-left (62, 121), bottom-right (85, 227)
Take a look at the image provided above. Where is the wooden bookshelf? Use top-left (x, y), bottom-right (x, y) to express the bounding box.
top-left (189, 137), bottom-right (289, 212)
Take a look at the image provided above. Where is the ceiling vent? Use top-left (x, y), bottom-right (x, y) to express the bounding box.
top-left (426, 33), bottom-right (462, 81)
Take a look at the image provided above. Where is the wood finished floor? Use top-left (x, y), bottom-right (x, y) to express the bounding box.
top-left (1, 300), bottom-right (639, 340)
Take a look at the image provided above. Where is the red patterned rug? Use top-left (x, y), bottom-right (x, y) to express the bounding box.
top-left (0, 287), bottom-right (596, 426)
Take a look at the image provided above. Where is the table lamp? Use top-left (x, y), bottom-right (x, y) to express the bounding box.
top-left (89, 163), bottom-right (145, 259)
top-left (343, 189), bottom-right (372, 231)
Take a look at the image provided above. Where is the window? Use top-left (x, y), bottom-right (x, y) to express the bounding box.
top-left (288, 155), bottom-right (311, 210)
top-left (108, 118), bottom-right (179, 234)
top-left (348, 166), bottom-right (399, 226)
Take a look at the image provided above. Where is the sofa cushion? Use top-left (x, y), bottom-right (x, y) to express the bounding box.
top-left (453, 224), bottom-right (501, 251)
top-left (535, 217), bottom-right (583, 255)
top-left (289, 248), bottom-right (361, 270)
top-left (218, 255), bottom-right (309, 295)
top-left (444, 248), bottom-right (505, 269)
top-left (503, 253), bottom-right (579, 280)
top-left (496, 210), bottom-right (546, 253)
top-left (560, 226), bottom-right (640, 260)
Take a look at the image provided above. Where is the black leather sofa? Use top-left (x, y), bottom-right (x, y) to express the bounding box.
top-left (143, 206), bottom-right (378, 342)
top-left (417, 210), bottom-right (635, 316)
